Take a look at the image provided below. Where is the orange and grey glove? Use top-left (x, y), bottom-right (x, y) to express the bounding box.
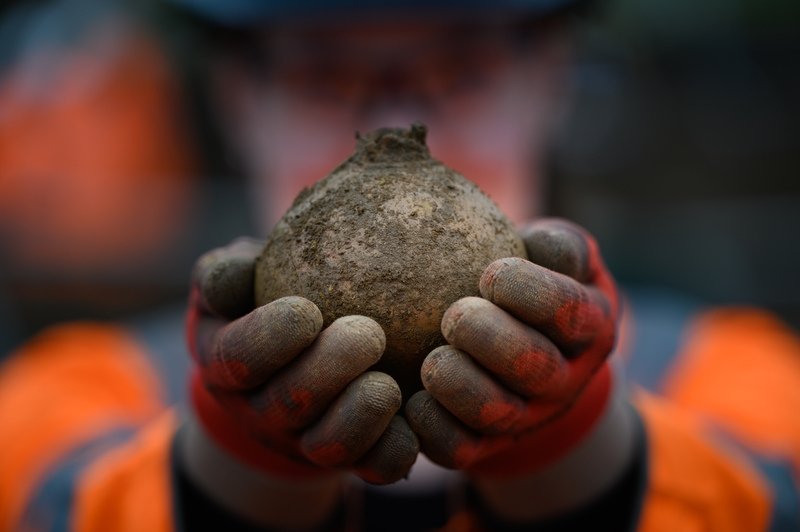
top-left (406, 219), bottom-right (620, 479)
top-left (186, 238), bottom-right (419, 484)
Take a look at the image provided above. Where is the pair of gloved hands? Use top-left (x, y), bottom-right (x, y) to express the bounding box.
top-left (186, 218), bottom-right (619, 486)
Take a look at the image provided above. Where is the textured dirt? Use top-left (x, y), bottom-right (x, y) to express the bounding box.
top-left (255, 124), bottom-right (526, 396)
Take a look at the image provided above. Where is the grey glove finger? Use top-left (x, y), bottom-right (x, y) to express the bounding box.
top-left (479, 257), bottom-right (613, 351)
top-left (192, 237), bottom-right (263, 320)
top-left (405, 390), bottom-right (482, 470)
top-left (421, 345), bottom-right (530, 433)
top-left (519, 218), bottom-right (593, 282)
top-left (301, 372), bottom-right (401, 468)
top-left (354, 416), bottom-right (420, 485)
top-left (197, 296), bottom-right (323, 390)
top-left (440, 297), bottom-right (568, 398)
top-left (249, 315), bottom-right (386, 434)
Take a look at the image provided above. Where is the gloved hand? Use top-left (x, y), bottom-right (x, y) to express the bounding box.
top-left (406, 219), bottom-right (620, 480)
top-left (185, 238), bottom-right (419, 485)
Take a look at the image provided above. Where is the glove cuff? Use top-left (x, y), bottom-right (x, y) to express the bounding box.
top-left (467, 363), bottom-right (613, 479)
top-left (190, 372), bottom-right (333, 479)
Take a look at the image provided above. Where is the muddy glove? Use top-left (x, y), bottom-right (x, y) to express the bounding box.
top-left (406, 219), bottom-right (633, 521)
top-left (181, 238), bottom-right (419, 527)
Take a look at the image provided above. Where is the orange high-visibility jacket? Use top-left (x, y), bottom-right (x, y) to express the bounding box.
top-left (1, 292), bottom-right (799, 531)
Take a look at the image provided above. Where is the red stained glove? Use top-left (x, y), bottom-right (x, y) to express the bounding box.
top-left (406, 219), bottom-right (619, 479)
top-left (186, 238), bottom-right (418, 484)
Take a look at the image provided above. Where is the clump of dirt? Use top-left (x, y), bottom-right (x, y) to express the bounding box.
top-left (255, 124), bottom-right (526, 396)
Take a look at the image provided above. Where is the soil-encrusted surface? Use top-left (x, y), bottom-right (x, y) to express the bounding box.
top-left (256, 124), bottom-right (526, 395)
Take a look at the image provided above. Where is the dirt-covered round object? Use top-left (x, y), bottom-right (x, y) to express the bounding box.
top-left (255, 124), bottom-right (526, 395)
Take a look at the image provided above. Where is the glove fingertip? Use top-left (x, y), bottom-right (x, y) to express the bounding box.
top-left (478, 257), bottom-right (526, 302)
top-left (520, 219), bottom-right (592, 282)
top-left (201, 256), bottom-right (256, 320)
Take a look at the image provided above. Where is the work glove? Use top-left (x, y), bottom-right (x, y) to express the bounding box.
top-left (186, 238), bottom-right (419, 484)
top-left (406, 218), bottom-right (620, 479)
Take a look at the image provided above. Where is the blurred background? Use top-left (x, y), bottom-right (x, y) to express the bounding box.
top-left (0, 0), bottom-right (259, 355)
top-left (1, 0), bottom-right (799, 356)
top-left (548, 0), bottom-right (800, 326)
